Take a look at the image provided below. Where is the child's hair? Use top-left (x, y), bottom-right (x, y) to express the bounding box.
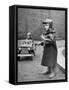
top-left (42, 18), bottom-right (55, 34)
top-left (49, 22), bottom-right (54, 30)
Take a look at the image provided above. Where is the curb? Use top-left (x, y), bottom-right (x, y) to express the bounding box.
top-left (57, 64), bottom-right (65, 73)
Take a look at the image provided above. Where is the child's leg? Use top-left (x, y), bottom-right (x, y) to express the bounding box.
top-left (52, 65), bottom-right (56, 73)
top-left (43, 66), bottom-right (51, 75)
top-left (48, 66), bottom-right (56, 78)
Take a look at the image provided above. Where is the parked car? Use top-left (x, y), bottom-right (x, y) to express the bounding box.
top-left (17, 39), bottom-right (35, 60)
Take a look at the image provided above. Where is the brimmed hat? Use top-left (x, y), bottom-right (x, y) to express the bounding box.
top-left (27, 32), bottom-right (31, 36)
top-left (42, 18), bottom-right (53, 24)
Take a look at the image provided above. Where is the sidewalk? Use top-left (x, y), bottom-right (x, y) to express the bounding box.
top-left (18, 40), bottom-right (65, 82)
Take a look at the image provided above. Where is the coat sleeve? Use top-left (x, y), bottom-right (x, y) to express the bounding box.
top-left (46, 33), bottom-right (55, 41)
top-left (39, 41), bottom-right (44, 46)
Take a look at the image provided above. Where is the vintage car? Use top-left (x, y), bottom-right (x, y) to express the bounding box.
top-left (17, 39), bottom-right (35, 60)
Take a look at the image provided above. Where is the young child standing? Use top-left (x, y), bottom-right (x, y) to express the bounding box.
top-left (39, 18), bottom-right (57, 78)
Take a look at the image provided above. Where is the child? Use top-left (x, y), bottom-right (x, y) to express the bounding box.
top-left (39, 18), bottom-right (57, 78)
top-left (27, 32), bottom-right (35, 56)
top-left (27, 32), bottom-right (32, 40)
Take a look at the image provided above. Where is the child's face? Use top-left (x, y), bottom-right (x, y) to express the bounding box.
top-left (43, 24), bottom-right (49, 31)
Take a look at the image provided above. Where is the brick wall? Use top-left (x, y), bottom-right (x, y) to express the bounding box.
top-left (18, 8), bottom-right (65, 40)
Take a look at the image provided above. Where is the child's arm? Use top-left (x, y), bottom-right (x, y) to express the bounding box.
top-left (48, 33), bottom-right (55, 41)
top-left (40, 34), bottom-right (46, 40)
top-left (41, 34), bottom-right (52, 41)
